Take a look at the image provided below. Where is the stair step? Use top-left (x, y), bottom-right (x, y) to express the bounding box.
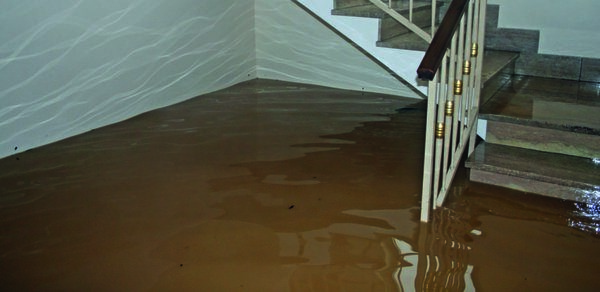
top-left (376, 44), bottom-right (518, 95)
top-left (334, 0), bottom-right (376, 9)
top-left (480, 76), bottom-right (600, 158)
top-left (466, 143), bottom-right (600, 203)
top-left (376, 27), bottom-right (430, 50)
top-left (379, 7), bottom-right (434, 40)
top-left (481, 50), bottom-right (519, 105)
top-left (332, 0), bottom-right (442, 43)
top-left (482, 117), bottom-right (600, 159)
top-left (481, 50), bottom-right (518, 84)
top-left (333, 1), bottom-right (444, 48)
top-left (332, 1), bottom-right (439, 18)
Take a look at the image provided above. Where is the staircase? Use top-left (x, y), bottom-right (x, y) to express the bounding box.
top-left (465, 5), bottom-right (600, 204)
top-left (328, 0), bottom-right (519, 103)
top-left (296, 0), bottom-right (600, 215)
top-left (467, 76), bottom-right (600, 203)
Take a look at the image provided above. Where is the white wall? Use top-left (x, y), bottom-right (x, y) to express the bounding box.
top-left (0, 0), bottom-right (256, 158)
top-left (0, 0), bottom-right (420, 159)
top-left (255, 0), bottom-right (424, 97)
top-left (489, 0), bottom-right (600, 58)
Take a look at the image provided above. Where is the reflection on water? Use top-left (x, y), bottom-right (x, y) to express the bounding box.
top-left (414, 210), bottom-right (475, 292)
top-left (569, 187), bottom-right (600, 234)
top-left (278, 208), bottom-right (477, 291)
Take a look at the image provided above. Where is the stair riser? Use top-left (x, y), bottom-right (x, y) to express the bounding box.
top-left (485, 120), bottom-right (600, 159)
top-left (470, 169), bottom-right (595, 203)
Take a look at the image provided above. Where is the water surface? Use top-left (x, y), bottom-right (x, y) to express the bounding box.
top-left (0, 80), bottom-right (598, 291)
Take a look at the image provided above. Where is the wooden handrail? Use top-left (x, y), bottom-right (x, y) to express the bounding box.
top-left (417, 0), bottom-right (470, 81)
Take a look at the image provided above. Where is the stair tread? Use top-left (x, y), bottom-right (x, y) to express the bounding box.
top-left (480, 76), bottom-right (600, 134)
top-left (480, 50), bottom-right (517, 106)
top-left (466, 143), bottom-right (600, 189)
top-left (481, 50), bottom-right (518, 84)
top-left (332, 1), bottom-right (436, 18)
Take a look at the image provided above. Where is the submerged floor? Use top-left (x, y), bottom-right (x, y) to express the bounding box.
top-left (0, 79), bottom-right (599, 291)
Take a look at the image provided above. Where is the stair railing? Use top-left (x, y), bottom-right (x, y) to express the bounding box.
top-left (417, 0), bottom-right (487, 222)
top-left (367, 0), bottom-right (434, 42)
top-left (355, 0), bottom-right (486, 222)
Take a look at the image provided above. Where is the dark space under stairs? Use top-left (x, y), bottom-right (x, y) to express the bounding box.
top-left (330, 0), bottom-right (600, 203)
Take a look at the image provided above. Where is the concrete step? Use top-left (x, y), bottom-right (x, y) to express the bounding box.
top-left (479, 76), bottom-right (600, 159)
top-left (466, 143), bottom-right (600, 203)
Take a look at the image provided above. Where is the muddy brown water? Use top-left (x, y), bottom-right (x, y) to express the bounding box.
top-left (1, 80), bottom-right (598, 291)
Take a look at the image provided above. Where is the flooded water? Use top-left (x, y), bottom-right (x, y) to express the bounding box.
top-left (0, 80), bottom-right (598, 291)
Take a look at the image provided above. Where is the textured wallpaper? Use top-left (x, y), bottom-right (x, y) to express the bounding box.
top-left (0, 0), bottom-right (419, 159)
top-left (0, 0), bottom-right (256, 158)
top-left (255, 0), bottom-right (420, 98)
